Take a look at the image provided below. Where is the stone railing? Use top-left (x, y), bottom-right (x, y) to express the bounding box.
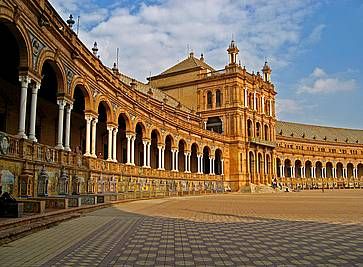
top-left (278, 177), bottom-right (363, 190)
top-left (0, 132), bottom-right (84, 168)
top-left (86, 157), bottom-right (223, 182)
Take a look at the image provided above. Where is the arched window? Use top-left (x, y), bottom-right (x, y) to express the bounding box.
top-left (264, 125), bottom-right (269, 140)
top-left (207, 91), bottom-right (212, 109)
top-left (256, 122), bottom-right (261, 138)
top-left (247, 120), bottom-right (253, 138)
top-left (216, 90), bottom-right (221, 107)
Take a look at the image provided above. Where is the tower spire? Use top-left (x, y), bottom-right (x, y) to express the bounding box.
top-left (227, 39), bottom-right (239, 65)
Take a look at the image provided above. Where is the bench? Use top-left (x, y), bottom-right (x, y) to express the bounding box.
top-left (17, 199), bottom-right (46, 214)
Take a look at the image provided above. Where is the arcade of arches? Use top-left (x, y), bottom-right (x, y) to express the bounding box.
top-left (0, 0), bottom-right (362, 199)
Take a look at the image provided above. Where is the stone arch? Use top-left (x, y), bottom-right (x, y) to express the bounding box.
top-left (214, 149), bottom-right (223, 175)
top-left (116, 110), bottom-right (132, 132)
top-left (134, 122), bottom-right (146, 166)
top-left (0, 16), bottom-right (31, 72)
top-left (37, 52), bottom-right (66, 94)
top-left (70, 78), bottom-right (93, 111)
top-left (95, 96), bottom-right (114, 123)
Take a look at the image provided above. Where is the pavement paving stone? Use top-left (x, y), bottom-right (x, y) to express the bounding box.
top-left (0, 191), bottom-right (362, 266)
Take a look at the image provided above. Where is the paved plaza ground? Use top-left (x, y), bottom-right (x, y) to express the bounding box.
top-left (0, 190), bottom-right (362, 266)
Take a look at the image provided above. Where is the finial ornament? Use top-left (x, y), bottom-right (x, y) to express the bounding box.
top-left (92, 42), bottom-right (98, 56)
top-left (67, 14), bottom-right (75, 29)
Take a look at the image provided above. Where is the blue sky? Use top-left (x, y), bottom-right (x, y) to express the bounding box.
top-left (50, 0), bottom-right (363, 129)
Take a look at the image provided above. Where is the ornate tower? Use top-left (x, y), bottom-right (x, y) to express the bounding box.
top-left (227, 40), bottom-right (239, 66)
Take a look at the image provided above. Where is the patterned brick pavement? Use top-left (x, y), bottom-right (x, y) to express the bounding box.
top-left (0, 190), bottom-right (362, 266)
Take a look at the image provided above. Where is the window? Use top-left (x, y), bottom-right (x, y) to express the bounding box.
top-left (206, 117), bottom-right (223, 133)
top-left (207, 91), bottom-right (212, 109)
top-left (256, 122), bottom-right (261, 137)
top-left (247, 120), bottom-right (253, 138)
top-left (216, 90), bottom-right (221, 107)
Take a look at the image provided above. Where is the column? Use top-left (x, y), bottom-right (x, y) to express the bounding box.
top-left (269, 99), bottom-right (273, 116)
top-left (64, 104), bottom-right (73, 151)
top-left (107, 126), bottom-right (113, 161)
top-left (147, 142), bottom-right (151, 167)
top-left (197, 155), bottom-right (200, 173)
top-left (84, 115), bottom-right (92, 156)
top-left (171, 150), bottom-right (175, 171)
top-left (142, 140), bottom-right (148, 167)
top-left (221, 159), bottom-right (224, 175)
top-left (291, 166), bottom-right (295, 178)
top-left (130, 136), bottom-right (135, 165)
top-left (56, 99), bottom-right (66, 149)
top-left (175, 150), bottom-right (179, 172)
top-left (28, 83), bottom-right (40, 142)
top-left (244, 87), bottom-right (248, 108)
top-left (17, 76), bottom-right (29, 138)
top-left (91, 118), bottom-right (98, 158)
top-left (157, 145), bottom-right (163, 170)
top-left (161, 147), bottom-right (165, 169)
top-left (279, 165), bottom-right (283, 177)
top-left (209, 157), bottom-right (213, 175)
top-left (212, 157), bottom-right (215, 175)
top-left (112, 128), bottom-right (118, 162)
top-left (126, 134), bottom-right (132, 164)
top-left (332, 167), bottom-right (336, 178)
top-left (200, 155), bottom-right (204, 174)
top-left (184, 153), bottom-right (188, 173)
top-left (253, 91), bottom-right (257, 110)
top-left (261, 96), bottom-right (265, 114)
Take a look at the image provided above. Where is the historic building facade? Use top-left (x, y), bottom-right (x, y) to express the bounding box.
top-left (0, 0), bottom-right (362, 197)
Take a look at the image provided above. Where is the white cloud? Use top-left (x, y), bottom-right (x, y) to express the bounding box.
top-left (306, 24), bottom-right (326, 44)
top-left (297, 67), bottom-right (358, 94)
top-left (50, 0), bottom-right (319, 82)
top-left (276, 99), bottom-right (303, 116)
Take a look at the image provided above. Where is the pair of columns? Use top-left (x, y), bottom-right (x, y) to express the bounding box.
top-left (56, 99), bottom-right (73, 151)
top-left (171, 149), bottom-right (179, 171)
top-left (17, 76), bottom-right (41, 142)
top-left (84, 115), bottom-right (98, 157)
top-left (126, 134), bottom-right (135, 165)
top-left (17, 76), bottom-right (73, 151)
top-left (209, 157), bottom-right (215, 175)
top-left (107, 126), bottom-right (118, 162)
top-left (142, 140), bottom-right (151, 168)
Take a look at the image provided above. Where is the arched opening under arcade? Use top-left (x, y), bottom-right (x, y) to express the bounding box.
top-left (117, 114), bottom-right (128, 163)
top-left (96, 102), bottom-right (109, 159)
top-left (305, 161), bottom-right (312, 178)
top-left (70, 86), bottom-right (87, 153)
top-left (347, 163), bottom-right (354, 179)
top-left (37, 60), bottom-right (62, 146)
top-left (190, 143), bottom-right (198, 173)
top-left (215, 149), bottom-right (222, 175)
top-left (178, 139), bottom-right (186, 172)
top-left (203, 146), bottom-right (210, 174)
top-left (284, 159), bottom-right (292, 178)
top-left (0, 22), bottom-right (29, 135)
top-left (315, 161), bottom-right (323, 178)
top-left (164, 135), bottom-right (173, 170)
top-left (150, 129), bottom-right (160, 169)
top-left (336, 162), bottom-right (343, 178)
top-left (276, 158), bottom-right (282, 177)
top-left (358, 164), bottom-right (363, 179)
top-left (249, 151), bottom-right (255, 183)
top-left (295, 160), bottom-right (302, 178)
top-left (326, 162), bottom-right (333, 178)
top-left (134, 122), bottom-right (145, 166)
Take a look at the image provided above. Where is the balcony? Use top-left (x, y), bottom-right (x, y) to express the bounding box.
top-left (249, 137), bottom-right (276, 148)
